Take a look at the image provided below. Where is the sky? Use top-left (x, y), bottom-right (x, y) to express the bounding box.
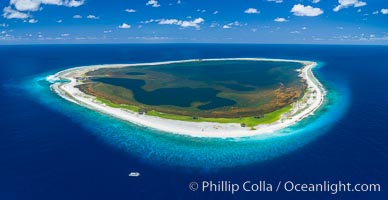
top-left (0, 0), bottom-right (387, 44)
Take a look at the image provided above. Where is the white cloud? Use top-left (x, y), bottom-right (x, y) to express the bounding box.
top-left (141, 19), bottom-right (155, 24)
top-left (244, 8), bottom-right (260, 14)
top-left (274, 17), bottom-right (288, 22)
top-left (3, 6), bottom-right (29, 19)
top-left (229, 21), bottom-right (242, 26)
top-left (311, 0), bottom-right (320, 3)
top-left (192, 18), bottom-right (204, 23)
top-left (125, 9), bottom-right (136, 13)
top-left (372, 11), bottom-right (379, 15)
top-left (291, 4), bottom-right (323, 17)
top-left (0, 23), bottom-right (8, 27)
top-left (222, 21), bottom-right (243, 29)
top-left (10, 0), bottom-right (40, 12)
top-left (57, 19), bottom-right (62, 23)
top-left (157, 17), bottom-right (204, 29)
top-left (209, 22), bottom-right (219, 28)
top-left (73, 14), bottom-right (82, 19)
top-left (61, 33), bottom-right (69, 37)
top-left (66, 0), bottom-right (84, 7)
top-left (267, 0), bottom-right (283, 3)
top-left (86, 15), bottom-right (99, 19)
top-left (381, 9), bottom-right (388, 15)
top-left (118, 23), bottom-right (131, 29)
top-left (28, 18), bottom-right (38, 23)
top-left (146, 0), bottom-right (160, 7)
top-left (158, 19), bottom-right (179, 25)
top-left (181, 18), bottom-right (204, 27)
top-left (213, 11), bottom-right (218, 14)
top-left (7, 0), bottom-right (84, 12)
top-left (333, 0), bottom-right (366, 12)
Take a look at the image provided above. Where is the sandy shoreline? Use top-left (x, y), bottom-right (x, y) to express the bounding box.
top-left (48, 58), bottom-right (325, 138)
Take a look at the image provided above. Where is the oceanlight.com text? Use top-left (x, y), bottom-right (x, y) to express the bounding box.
top-left (188, 180), bottom-right (381, 195)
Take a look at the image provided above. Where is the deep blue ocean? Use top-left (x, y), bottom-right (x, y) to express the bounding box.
top-left (0, 44), bottom-right (387, 200)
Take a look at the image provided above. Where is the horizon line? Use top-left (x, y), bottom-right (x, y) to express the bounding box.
top-left (1, 42), bottom-right (388, 46)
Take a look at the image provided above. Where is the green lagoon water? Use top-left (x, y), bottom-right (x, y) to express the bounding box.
top-left (87, 60), bottom-right (305, 117)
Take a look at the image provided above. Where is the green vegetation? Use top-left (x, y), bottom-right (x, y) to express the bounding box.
top-left (96, 97), bottom-right (139, 112)
top-left (96, 97), bottom-right (292, 128)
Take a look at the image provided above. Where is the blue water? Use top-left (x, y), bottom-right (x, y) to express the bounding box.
top-left (0, 44), bottom-right (387, 199)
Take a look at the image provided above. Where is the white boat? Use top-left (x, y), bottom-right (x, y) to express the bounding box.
top-left (128, 172), bottom-right (140, 177)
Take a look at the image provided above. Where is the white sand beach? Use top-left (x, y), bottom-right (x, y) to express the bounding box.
top-left (48, 58), bottom-right (325, 138)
